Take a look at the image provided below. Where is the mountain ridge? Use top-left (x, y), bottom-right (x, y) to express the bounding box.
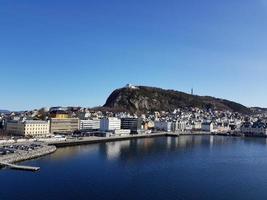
top-left (0, 109), bottom-right (10, 114)
top-left (103, 86), bottom-right (251, 114)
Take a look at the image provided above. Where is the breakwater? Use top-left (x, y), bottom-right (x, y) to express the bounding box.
top-left (0, 144), bottom-right (56, 165)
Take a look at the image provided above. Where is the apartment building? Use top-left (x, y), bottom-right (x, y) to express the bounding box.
top-left (50, 118), bottom-right (79, 134)
top-left (6, 120), bottom-right (50, 137)
top-left (100, 117), bottom-right (121, 131)
top-left (80, 119), bottom-right (100, 130)
top-left (121, 118), bottom-right (142, 133)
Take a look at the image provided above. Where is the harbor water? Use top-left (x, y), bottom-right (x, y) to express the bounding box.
top-left (1, 135), bottom-right (267, 200)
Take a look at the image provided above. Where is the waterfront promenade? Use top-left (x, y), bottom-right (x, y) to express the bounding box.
top-left (48, 132), bottom-right (174, 147)
top-left (47, 131), bottom-right (213, 147)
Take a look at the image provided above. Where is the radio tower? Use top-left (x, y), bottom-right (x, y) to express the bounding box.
top-left (191, 88), bottom-right (194, 95)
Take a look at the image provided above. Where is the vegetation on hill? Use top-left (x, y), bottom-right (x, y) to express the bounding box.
top-left (103, 86), bottom-right (251, 114)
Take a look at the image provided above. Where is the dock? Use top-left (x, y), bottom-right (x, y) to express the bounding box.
top-left (0, 162), bottom-right (40, 171)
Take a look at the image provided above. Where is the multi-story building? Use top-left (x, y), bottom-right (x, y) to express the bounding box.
top-left (241, 121), bottom-right (267, 136)
top-left (154, 121), bottom-right (172, 132)
top-left (121, 118), bottom-right (142, 134)
top-left (201, 122), bottom-right (214, 132)
top-left (6, 120), bottom-right (50, 137)
top-left (100, 117), bottom-right (121, 131)
top-left (0, 119), bottom-right (5, 135)
top-left (49, 110), bottom-right (79, 134)
top-left (50, 118), bottom-right (79, 134)
top-left (80, 119), bottom-right (100, 130)
top-left (50, 110), bottom-right (69, 119)
top-left (192, 121), bottom-right (202, 130)
top-left (171, 121), bottom-right (187, 132)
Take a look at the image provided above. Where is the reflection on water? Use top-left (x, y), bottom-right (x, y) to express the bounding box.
top-left (49, 144), bottom-right (99, 160)
top-left (2, 135), bottom-right (267, 200)
top-left (104, 140), bottom-right (130, 160)
top-left (47, 136), bottom-right (267, 163)
top-left (95, 136), bottom-right (245, 163)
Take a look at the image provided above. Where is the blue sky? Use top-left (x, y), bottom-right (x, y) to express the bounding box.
top-left (1, 0), bottom-right (267, 110)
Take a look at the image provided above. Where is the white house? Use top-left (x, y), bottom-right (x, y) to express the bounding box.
top-left (201, 122), bottom-right (214, 132)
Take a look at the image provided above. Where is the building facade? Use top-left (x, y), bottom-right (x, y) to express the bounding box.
top-left (6, 120), bottom-right (50, 137)
top-left (121, 118), bottom-right (142, 133)
top-left (100, 118), bottom-right (121, 131)
top-left (154, 121), bottom-right (172, 132)
top-left (50, 110), bottom-right (69, 119)
top-left (241, 121), bottom-right (267, 136)
top-left (80, 119), bottom-right (100, 130)
top-left (50, 118), bottom-right (79, 134)
top-left (201, 122), bottom-right (214, 132)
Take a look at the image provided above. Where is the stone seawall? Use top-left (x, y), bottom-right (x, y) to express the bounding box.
top-left (0, 145), bottom-right (57, 164)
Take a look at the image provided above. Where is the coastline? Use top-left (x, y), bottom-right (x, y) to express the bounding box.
top-left (48, 132), bottom-right (173, 147)
top-left (0, 144), bottom-right (57, 166)
top-left (48, 131), bottom-right (215, 148)
top-left (2, 131), bottom-right (264, 168)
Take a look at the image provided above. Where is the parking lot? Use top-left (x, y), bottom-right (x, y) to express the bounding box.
top-left (0, 143), bottom-right (42, 156)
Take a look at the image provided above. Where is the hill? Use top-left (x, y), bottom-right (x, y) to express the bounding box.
top-left (0, 109), bottom-right (10, 114)
top-left (103, 86), bottom-right (250, 114)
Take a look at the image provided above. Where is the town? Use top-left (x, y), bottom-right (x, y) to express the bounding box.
top-left (1, 103), bottom-right (267, 144)
top-left (2, 84), bottom-right (267, 171)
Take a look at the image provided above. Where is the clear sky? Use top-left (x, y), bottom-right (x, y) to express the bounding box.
top-left (1, 0), bottom-right (267, 111)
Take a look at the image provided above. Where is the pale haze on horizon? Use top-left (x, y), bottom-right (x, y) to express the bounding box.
top-left (1, 0), bottom-right (267, 111)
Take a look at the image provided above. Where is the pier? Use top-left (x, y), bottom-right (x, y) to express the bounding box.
top-left (0, 162), bottom-right (40, 171)
top-left (0, 143), bottom-right (56, 172)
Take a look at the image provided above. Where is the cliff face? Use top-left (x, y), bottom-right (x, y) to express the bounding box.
top-left (103, 86), bottom-right (250, 114)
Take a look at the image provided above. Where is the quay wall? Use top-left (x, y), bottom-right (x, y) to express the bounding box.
top-left (48, 133), bottom-right (169, 148)
top-left (48, 132), bottom-right (213, 148)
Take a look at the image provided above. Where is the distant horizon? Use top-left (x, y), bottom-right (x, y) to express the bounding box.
top-left (1, 1), bottom-right (267, 110)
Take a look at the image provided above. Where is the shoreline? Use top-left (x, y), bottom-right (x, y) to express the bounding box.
top-left (1, 132), bottom-right (265, 168)
top-left (48, 132), bottom-right (216, 148)
top-left (48, 132), bottom-right (174, 147)
top-left (0, 144), bottom-right (57, 167)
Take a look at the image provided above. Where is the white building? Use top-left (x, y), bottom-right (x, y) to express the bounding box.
top-left (125, 84), bottom-right (138, 89)
top-left (177, 121), bottom-right (187, 132)
top-left (201, 122), bottom-right (214, 132)
top-left (6, 120), bottom-right (50, 137)
top-left (113, 129), bottom-right (131, 136)
top-left (241, 121), bottom-right (267, 136)
top-left (100, 117), bottom-right (121, 131)
top-left (192, 121), bottom-right (202, 130)
top-left (154, 121), bottom-right (172, 132)
top-left (80, 119), bottom-right (100, 130)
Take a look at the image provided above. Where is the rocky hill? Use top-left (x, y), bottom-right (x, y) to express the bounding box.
top-left (103, 86), bottom-right (250, 114)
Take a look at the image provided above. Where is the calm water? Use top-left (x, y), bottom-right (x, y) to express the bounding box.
top-left (1, 136), bottom-right (267, 200)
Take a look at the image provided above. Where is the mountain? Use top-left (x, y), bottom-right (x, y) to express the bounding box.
top-left (103, 86), bottom-right (250, 114)
top-left (250, 107), bottom-right (267, 114)
top-left (0, 109), bottom-right (10, 114)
